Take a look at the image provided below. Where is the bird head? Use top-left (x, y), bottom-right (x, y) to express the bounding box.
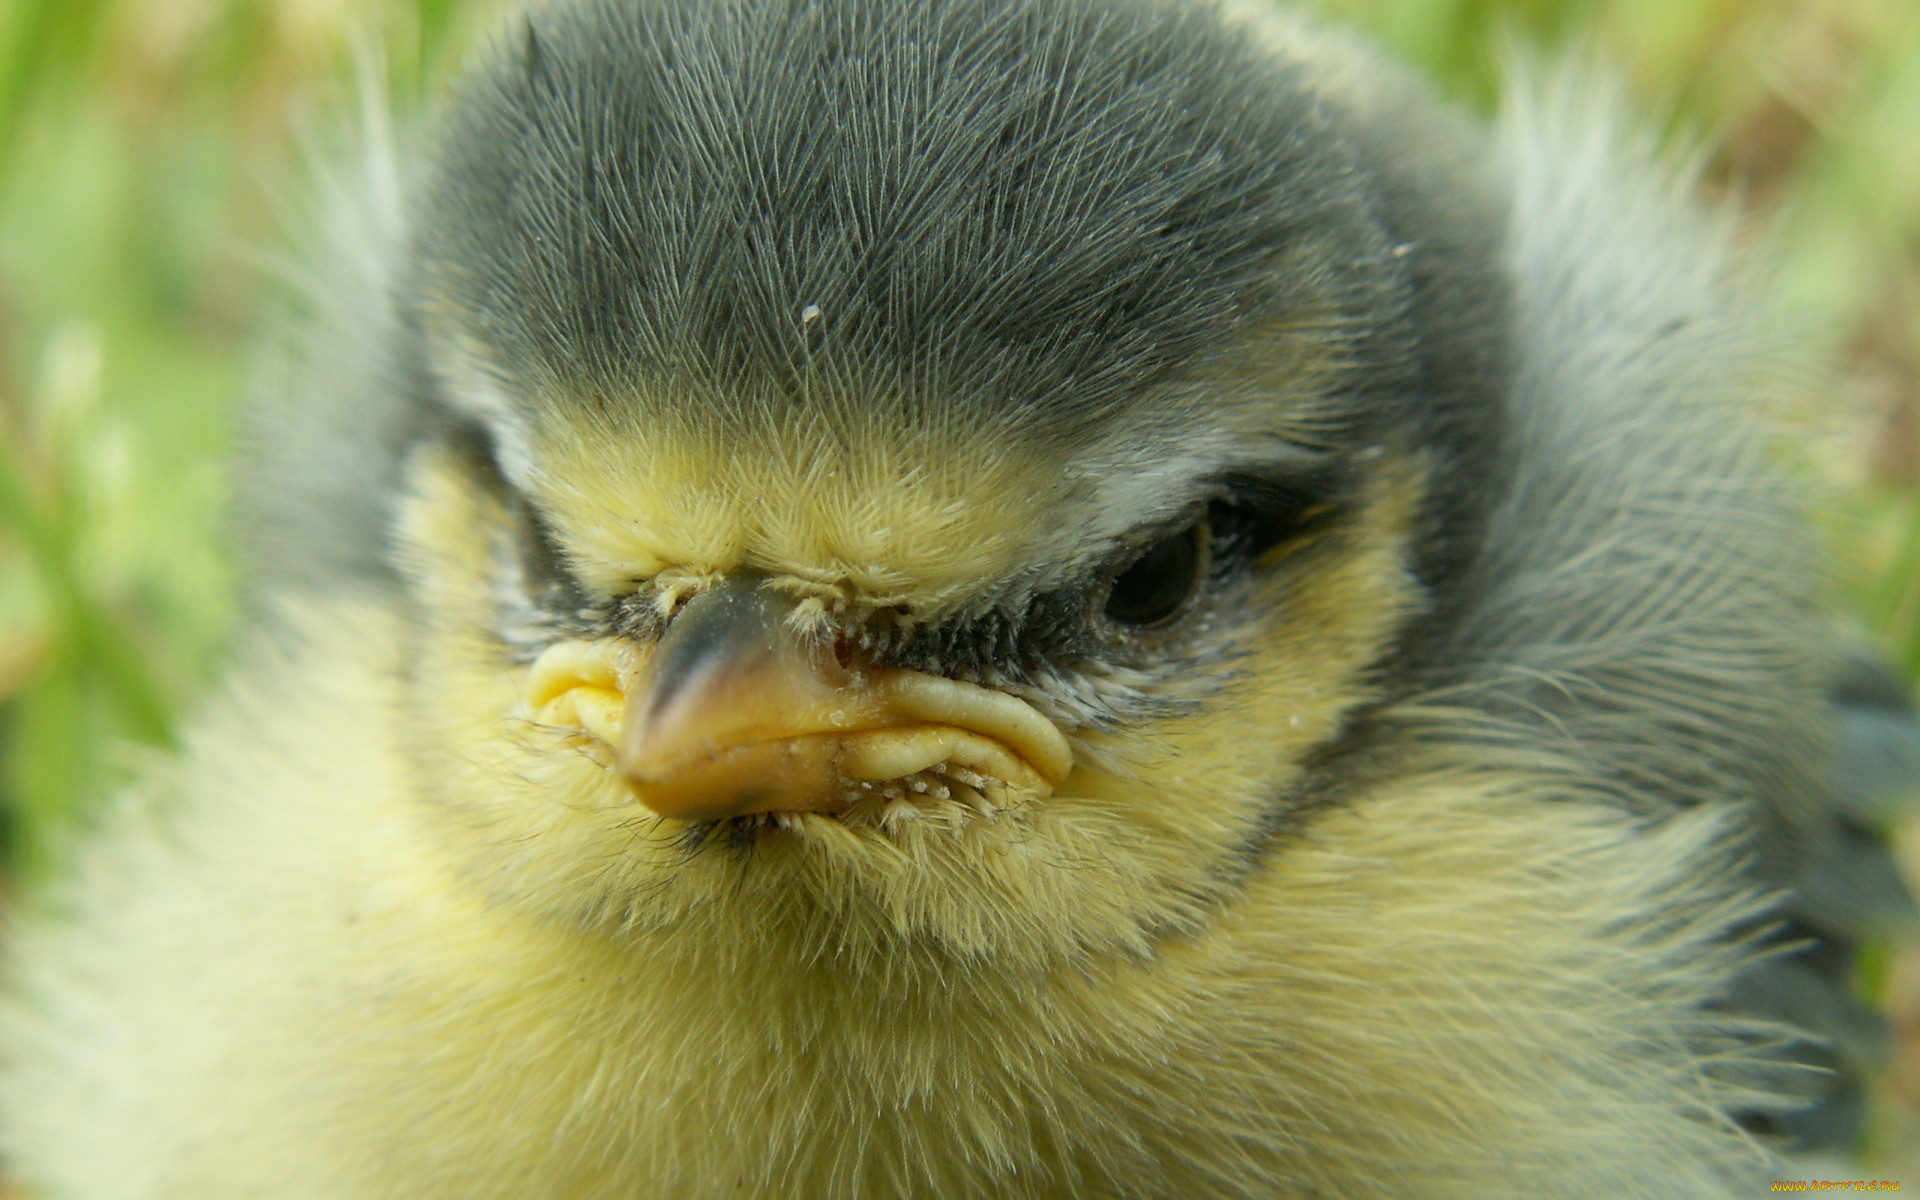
top-left (387, 0), bottom-right (1510, 964)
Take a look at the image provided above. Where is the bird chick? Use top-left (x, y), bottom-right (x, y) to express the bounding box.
top-left (2, 0), bottom-right (1911, 1197)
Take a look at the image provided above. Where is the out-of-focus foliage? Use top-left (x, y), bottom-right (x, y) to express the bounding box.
top-left (0, 0), bottom-right (497, 878)
top-left (0, 0), bottom-right (1915, 1164)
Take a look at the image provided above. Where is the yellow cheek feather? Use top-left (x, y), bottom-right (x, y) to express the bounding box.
top-left (1068, 458), bottom-right (1427, 879)
top-left (395, 444), bottom-right (670, 920)
top-left (394, 432), bottom-right (1430, 971)
top-left (12, 598), bottom-right (1773, 1199)
top-left (9, 448), bottom-right (1779, 1199)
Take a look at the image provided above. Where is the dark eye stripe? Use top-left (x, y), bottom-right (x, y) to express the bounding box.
top-left (1211, 467), bottom-right (1345, 564)
top-left (510, 494), bottom-right (579, 590)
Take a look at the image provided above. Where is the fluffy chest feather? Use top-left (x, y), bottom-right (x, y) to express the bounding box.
top-left (4, 599), bottom-right (1776, 1200)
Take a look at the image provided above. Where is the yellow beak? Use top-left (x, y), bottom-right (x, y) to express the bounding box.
top-left (523, 576), bottom-right (1073, 822)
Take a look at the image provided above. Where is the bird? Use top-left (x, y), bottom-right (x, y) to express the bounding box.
top-left (1, 0), bottom-right (1914, 1196)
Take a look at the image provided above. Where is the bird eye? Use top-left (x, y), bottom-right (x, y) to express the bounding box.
top-left (1103, 519), bottom-right (1208, 628)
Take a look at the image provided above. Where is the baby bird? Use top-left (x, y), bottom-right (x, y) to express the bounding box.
top-left (3, 0), bottom-right (1913, 1196)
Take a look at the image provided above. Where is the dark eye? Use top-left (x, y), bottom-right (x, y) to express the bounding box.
top-left (1103, 518), bottom-right (1208, 628)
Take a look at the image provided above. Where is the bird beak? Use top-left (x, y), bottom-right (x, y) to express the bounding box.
top-left (523, 576), bottom-right (1073, 822)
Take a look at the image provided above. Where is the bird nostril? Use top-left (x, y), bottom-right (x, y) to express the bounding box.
top-left (658, 590), bottom-right (693, 624)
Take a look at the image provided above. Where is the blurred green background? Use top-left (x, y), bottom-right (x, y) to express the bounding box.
top-left (0, 0), bottom-right (1916, 1164)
